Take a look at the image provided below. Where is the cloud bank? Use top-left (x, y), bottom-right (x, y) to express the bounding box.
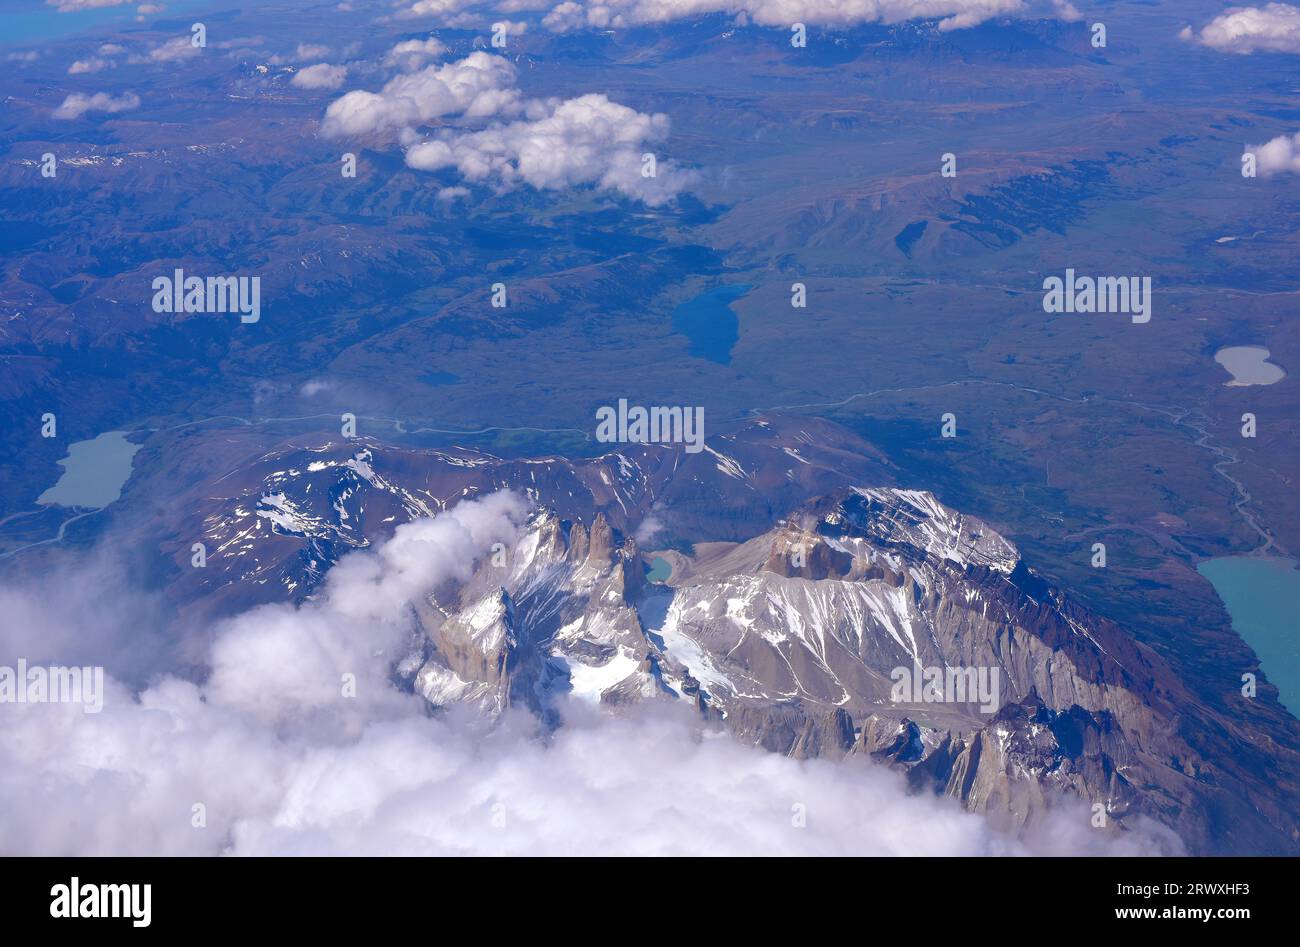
top-left (0, 492), bottom-right (1180, 856)
top-left (1181, 3), bottom-right (1300, 54)
top-left (542, 0), bottom-right (1078, 32)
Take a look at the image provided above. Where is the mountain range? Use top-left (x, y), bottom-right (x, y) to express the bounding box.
top-left (147, 415), bottom-right (1300, 855)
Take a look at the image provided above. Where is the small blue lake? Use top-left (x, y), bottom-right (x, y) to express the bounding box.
top-left (646, 556), bottom-right (672, 583)
top-left (671, 284), bottom-right (751, 365)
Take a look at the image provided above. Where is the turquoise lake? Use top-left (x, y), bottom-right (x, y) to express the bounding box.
top-left (38, 431), bottom-right (141, 509)
top-left (1198, 556), bottom-right (1300, 718)
top-left (646, 556), bottom-right (672, 583)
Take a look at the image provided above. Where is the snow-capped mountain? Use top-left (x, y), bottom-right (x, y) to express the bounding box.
top-left (160, 418), bottom-right (1300, 855)
top-left (403, 485), bottom-right (1200, 845)
top-left (177, 415), bottom-right (894, 617)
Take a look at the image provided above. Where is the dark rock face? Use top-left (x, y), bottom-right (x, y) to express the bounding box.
top-left (728, 703), bottom-right (856, 760)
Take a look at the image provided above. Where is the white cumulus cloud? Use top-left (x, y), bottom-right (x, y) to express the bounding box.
top-left (51, 91), bottom-right (141, 119)
top-left (68, 57), bottom-right (112, 74)
top-left (133, 35), bottom-right (200, 63)
top-left (321, 51), bottom-right (523, 138)
top-left (1247, 130), bottom-right (1300, 175)
top-left (292, 63), bottom-right (350, 90)
top-left (404, 93), bottom-right (697, 204)
top-left (321, 52), bottom-right (696, 204)
top-left (68, 40), bottom-right (127, 73)
top-left (398, 0), bottom-right (483, 20)
top-left (383, 37), bottom-right (449, 72)
top-left (299, 378), bottom-right (334, 397)
top-left (1181, 3), bottom-right (1300, 53)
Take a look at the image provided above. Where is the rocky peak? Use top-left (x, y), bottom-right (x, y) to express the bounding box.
top-left (586, 512), bottom-right (615, 565)
top-left (804, 487), bottom-right (1021, 575)
top-left (567, 520), bottom-right (589, 562)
